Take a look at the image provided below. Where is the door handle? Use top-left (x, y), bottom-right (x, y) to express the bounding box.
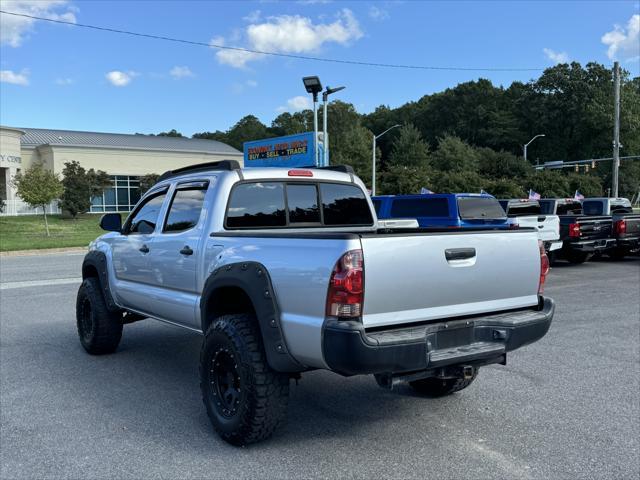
top-left (139, 244), bottom-right (149, 254)
top-left (180, 246), bottom-right (194, 256)
top-left (445, 248), bottom-right (476, 261)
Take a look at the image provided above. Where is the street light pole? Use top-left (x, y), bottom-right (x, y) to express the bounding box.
top-left (302, 76), bottom-right (323, 167)
top-left (523, 134), bottom-right (546, 165)
top-left (612, 61), bottom-right (621, 198)
top-left (322, 86), bottom-right (345, 167)
top-left (372, 124), bottom-right (401, 196)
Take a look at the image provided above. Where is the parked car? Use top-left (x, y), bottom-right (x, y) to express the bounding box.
top-left (539, 198), bottom-right (615, 264)
top-left (498, 199), bottom-right (562, 256)
top-left (581, 197), bottom-right (640, 259)
top-left (372, 193), bottom-right (509, 229)
top-left (77, 161), bottom-right (554, 445)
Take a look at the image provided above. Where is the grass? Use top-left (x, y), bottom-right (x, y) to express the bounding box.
top-left (0, 213), bottom-right (105, 252)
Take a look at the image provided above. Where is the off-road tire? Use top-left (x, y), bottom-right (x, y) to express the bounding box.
top-left (76, 277), bottom-right (123, 354)
top-left (409, 368), bottom-right (479, 397)
top-left (200, 313), bottom-right (289, 446)
top-left (564, 250), bottom-right (590, 264)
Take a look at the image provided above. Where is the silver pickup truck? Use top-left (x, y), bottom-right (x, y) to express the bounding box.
top-left (77, 161), bottom-right (554, 445)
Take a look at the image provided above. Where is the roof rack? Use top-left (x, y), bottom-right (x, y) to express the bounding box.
top-left (158, 160), bottom-right (241, 182)
top-left (314, 165), bottom-right (354, 174)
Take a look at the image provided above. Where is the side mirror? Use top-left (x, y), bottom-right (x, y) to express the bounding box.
top-left (99, 213), bottom-right (122, 232)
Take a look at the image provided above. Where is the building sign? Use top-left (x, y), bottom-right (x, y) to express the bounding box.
top-left (243, 132), bottom-right (322, 168)
top-left (0, 154), bottom-right (22, 165)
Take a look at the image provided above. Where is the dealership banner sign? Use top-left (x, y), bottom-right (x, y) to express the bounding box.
top-left (243, 132), bottom-right (323, 168)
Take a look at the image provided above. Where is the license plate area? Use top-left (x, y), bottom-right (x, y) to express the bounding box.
top-left (432, 324), bottom-right (474, 349)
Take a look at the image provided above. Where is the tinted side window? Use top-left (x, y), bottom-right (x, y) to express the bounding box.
top-left (457, 197), bottom-right (507, 219)
top-left (390, 198), bottom-right (449, 218)
top-left (163, 184), bottom-right (208, 233)
top-left (582, 201), bottom-right (603, 216)
top-left (128, 192), bottom-right (167, 234)
top-left (286, 184), bottom-right (320, 224)
top-left (226, 183), bottom-right (286, 228)
top-left (556, 202), bottom-right (582, 215)
top-left (320, 184), bottom-right (373, 226)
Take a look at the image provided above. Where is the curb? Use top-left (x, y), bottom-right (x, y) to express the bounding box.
top-left (0, 246), bottom-right (88, 257)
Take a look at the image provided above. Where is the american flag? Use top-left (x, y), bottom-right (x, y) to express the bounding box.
top-left (420, 187), bottom-right (434, 194)
top-left (574, 190), bottom-right (584, 201)
top-left (528, 189), bottom-right (541, 200)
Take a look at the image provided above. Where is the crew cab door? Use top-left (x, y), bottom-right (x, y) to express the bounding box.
top-left (111, 187), bottom-right (168, 311)
top-left (144, 180), bottom-right (210, 328)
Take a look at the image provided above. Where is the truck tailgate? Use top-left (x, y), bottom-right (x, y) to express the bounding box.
top-left (515, 215), bottom-right (560, 242)
top-left (359, 230), bottom-right (541, 328)
top-left (576, 217), bottom-right (612, 240)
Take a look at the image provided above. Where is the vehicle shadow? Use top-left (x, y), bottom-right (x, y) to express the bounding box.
top-left (57, 320), bottom-right (441, 449)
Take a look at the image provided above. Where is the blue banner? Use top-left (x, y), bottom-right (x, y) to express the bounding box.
top-left (243, 132), bottom-right (320, 168)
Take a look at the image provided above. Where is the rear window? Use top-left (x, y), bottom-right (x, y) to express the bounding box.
top-left (389, 198), bottom-right (449, 218)
top-left (225, 181), bottom-right (373, 229)
top-left (556, 202), bottom-right (582, 215)
top-left (320, 183), bottom-right (373, 226)
top-left (226, 182), bottom-right (286, 228)
top-left (457, 197), bottom-right (507, 220)
top-left (582, 201), bottom-right (603, 216)
top-left (505, 202), bottom-right (541, 216)
top-left (539, 200), bottom-right (554, 214)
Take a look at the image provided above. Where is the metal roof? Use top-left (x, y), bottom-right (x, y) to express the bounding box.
top-left (18, 127), bottom-right (241, 155)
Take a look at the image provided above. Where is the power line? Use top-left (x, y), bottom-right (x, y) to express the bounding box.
top-left (0, 10), bottom-right (544, 72)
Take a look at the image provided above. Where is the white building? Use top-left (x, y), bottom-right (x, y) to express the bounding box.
top-left (0, 126), bottom-right (242, 215)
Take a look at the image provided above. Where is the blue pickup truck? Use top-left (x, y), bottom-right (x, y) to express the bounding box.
top-left (372, 193), bottom-right (509, 229)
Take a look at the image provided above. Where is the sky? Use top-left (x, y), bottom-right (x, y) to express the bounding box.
top-left (1, 0), bottom-right (639, 137)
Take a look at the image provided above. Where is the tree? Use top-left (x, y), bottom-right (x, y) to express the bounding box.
top-left (60, 161), bottom-right (112, 218)
top-left (431, 135), bottom-right (479, 172)
top-left (431, 171), bottom-right (486, 193)
top-left (157, 129), bottom-right (183, 137)
top-left (486, 178), bottom-right (527, 198)
top-left (388, 124), bottom-right (430, 168)
top-left (526, 170), bottom-right (570, 197)
top-left (477, 147), bottom-right (533, 179)
top-left (270, 112), bottom-right (311, 136)
top-left (566, 172), bottom-right (603, 197)
top-left (139, 173), bottom-right (160, 194)
top-left (379, 164), bottom-right (432, 195)
top-left (13, 163), bottom-right (63, 236)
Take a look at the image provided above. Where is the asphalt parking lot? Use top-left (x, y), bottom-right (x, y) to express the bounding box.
top-left (1, 252), bottom-right (638, 479)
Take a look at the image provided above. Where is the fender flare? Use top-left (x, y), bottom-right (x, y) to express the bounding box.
top-left (200, 261), bottom-right (303, 373)
top-left (82, 251), bottom-right (120, 313)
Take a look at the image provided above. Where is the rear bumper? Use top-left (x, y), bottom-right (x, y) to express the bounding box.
top-left (565, 238), bottom-right (616, 252)
top-left (322, 297), bottom-right (555, 376)
top-left (545, 240), bottom-right (563, 252)
top-left (616, 236), bottom-right (640, 250)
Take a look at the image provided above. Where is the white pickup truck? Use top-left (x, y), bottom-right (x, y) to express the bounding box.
top-left (499, 199), bottom-right (562, 255)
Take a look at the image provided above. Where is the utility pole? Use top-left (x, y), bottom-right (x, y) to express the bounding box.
top-left (371, 124), bottom-right (401, 196)
top-left (612, 61), bottom-right (621, 198)
top-left (322, 86), bottom-right (345, 167)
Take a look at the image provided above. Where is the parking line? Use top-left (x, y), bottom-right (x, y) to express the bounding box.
top-left (0, 278), bottom-right (82, 290)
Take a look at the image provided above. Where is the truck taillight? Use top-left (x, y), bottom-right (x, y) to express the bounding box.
top-left (326, 249), bottom-right (364, 318)
top-left (538, 241), bottom-right (550, 295)
top-left (615, 219), bottom-right (626, 235)
top-left (568, 223), bottom-right (581, 238)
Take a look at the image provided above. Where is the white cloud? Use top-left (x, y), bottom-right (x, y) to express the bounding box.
top-left (213, 9), bottom-right (363, 69)
top-left (169, 66), bottom-right (194, 79)
top-left (231, 79), bottom-right (259, 94)
top-left (601, 14), bottom-right (640, 62)
top-left (1, 1), bottom-right (76, 47)
top-left (543, 48), bottom-right (569, 64)
top-left (276, 95), bottom-right (313, 113)
top-left (369, 6), bottom-right (389, 21)
top-left (243, 10), bottom-right (261, 23)
top-left (105, 70), bottom-right (137, 87)
top-left (55, 77), bottom-right (73, 85)
top-left (0, 69), bottom-right (29, 86)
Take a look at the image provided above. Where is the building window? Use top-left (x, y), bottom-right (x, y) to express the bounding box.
top-left (90, 175), bottom-right (141, 213)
